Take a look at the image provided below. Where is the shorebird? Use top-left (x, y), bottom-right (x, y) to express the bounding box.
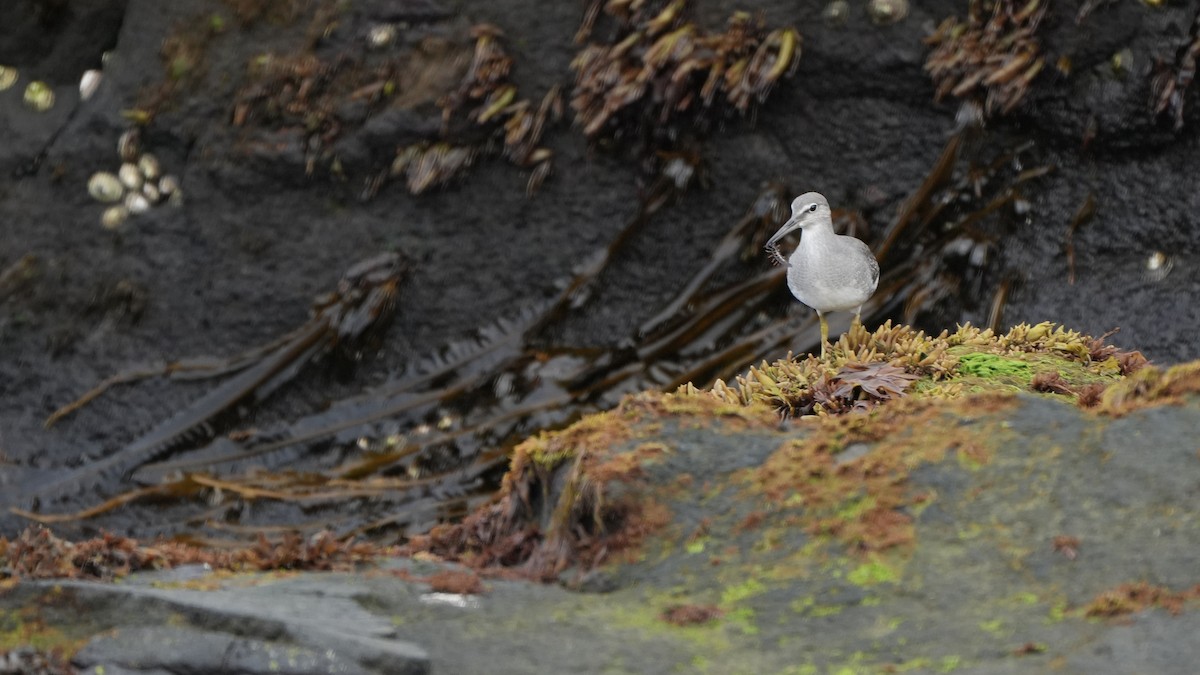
top-left (765, 192), bottom-right (879, 358)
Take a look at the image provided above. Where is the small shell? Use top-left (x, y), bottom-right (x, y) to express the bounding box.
top-left (0, 65), bottom-right (17, 91)
top-left (142, 182), bottom-right (160, 204)
top-left (23, 81), bottom-right (55, 112)
top-left (117, 129), bottom-right (141, 162)
top-left (867, 0), bottom-right (909, 25)
top-left (100, 205), bottom-right (129, 230)
top-left (167, 188), bottom-right (184, 208)
top-left (822, 0), bottom-right (850, 27)
top-left (137, 153), bottom-right (161, 180)
top-left (158, 175), bottom-right (180, 196)
top-left (124, 191), bottom-right (150, 214)
top-left (367, 24), bottom-right (396, 50)
top-left (79, 69), bottom-right (102, 100)
top-left (1144, 251), bottom-right (1173, 282)
top-left (87, 172), bottom-right (125, 203)
top-left (118, 162), bottom-right (144, 190)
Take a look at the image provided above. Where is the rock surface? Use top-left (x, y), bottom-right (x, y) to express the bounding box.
top-left (4, 1), bottom-right (1200, 671)
top-left (2, 2), bottom-right (1199, 537)
top-left (6, 384), bottom-right (1200, 673)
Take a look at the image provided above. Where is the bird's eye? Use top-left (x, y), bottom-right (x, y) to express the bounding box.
top-left (808, 204), bottom-right (817, 213)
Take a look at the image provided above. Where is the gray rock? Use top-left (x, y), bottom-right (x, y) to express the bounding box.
top-left (75, 625), bottom-right (373, 675)
top-left (16, 574), bottom-right (428, 675)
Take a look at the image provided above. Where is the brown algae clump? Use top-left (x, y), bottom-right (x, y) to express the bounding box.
top-left (407, 390), bottom-right (778, 579)
top-left (1084, 582), bottom-right (1200, 618)
top-left (742, 396), bottom-right (1013, 560)
top-left (1097, 361), bottom-right (1200, 416)
top-left (407, 394), bottom-right (696, 580)
top-left (702, 321), bottom-right (1132, 416)
top-left (925, 0), bottom-right (1048, 118)
top-left (0, 526), bottom-right (385, 581)
top-left (571, 2), bottom-right (800, 140)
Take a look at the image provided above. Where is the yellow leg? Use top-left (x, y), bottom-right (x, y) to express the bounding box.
top-left (819, 312), bottom-right (829, 359)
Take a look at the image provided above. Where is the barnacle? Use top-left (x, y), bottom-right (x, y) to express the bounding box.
top-left (867, 0), bottom-right (909, 26)
top-left (924, 0), bottom-right (1047, 118)
top-left (822, 1), bottom-right (851, 27)
top-left (23, 80), bottom-right (55, 112)
top-left (88, 172), bottom-right (125, 203)
top-left (0, 65), bottom-right (17, 91)
top-left (80, 69), bottom-right (103, 100)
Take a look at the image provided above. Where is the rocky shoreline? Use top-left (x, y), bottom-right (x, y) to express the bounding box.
top-left (4, 0), bottom-right (1200, 671)
top-left (7, 324), bottom-right (1200, 672)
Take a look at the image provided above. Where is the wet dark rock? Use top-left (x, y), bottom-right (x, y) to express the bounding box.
top-left (0, 0), bottom-right (126, 82)
top-left (363, 0), bottom-right (456, 25)
top-left (1028, 1), bottom-right (1195, 149)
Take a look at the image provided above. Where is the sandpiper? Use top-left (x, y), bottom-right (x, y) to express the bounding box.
top-left (766, 192), bottom-right (879, 358)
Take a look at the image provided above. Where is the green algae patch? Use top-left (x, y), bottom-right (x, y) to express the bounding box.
top-left (957, 352), bottom-right (1032, 379)
top-left (721, 577), bottom-right (767, 604)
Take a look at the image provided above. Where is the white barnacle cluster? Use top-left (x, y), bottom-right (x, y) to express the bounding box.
top-left (87, 128), bottom-right (184, 230)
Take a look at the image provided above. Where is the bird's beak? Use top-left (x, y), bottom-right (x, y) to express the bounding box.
top-left (766, 214), bottom-right (802, 248)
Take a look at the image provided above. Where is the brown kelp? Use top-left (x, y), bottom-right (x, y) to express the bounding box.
top-left (1064, 193), bottom-right (1096, 285)
top-left (14, 164), bottom-right (794, 537)
top-left (0, 525), bottom-right (385, 580)
top-left (19, 125), bottom-right (1065, 542)
top-left (17, 125), bottom-right (1068, 540)
top-left (27, 254), bottom-right (404, 513)
top-left (226, 18), bottom-right (559, 197)
top-left (571, 1), bottom-right (800, 157)
top-left (378, 25), bottom-right (562, 197)
top-left (873, 131), bottom-right (1055, 331)
top-left (925, 0), bottom-right (1048, 118)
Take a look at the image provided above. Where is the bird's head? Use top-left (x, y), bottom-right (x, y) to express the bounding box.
top-left (766, 192), bottom-right (830, 247)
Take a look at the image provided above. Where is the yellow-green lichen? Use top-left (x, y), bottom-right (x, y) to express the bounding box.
top-left (847, 558), bottom-right (900, 586)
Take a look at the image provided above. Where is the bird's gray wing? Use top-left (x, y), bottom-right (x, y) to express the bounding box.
top-left (848, 238), bottom-right (880, 292)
